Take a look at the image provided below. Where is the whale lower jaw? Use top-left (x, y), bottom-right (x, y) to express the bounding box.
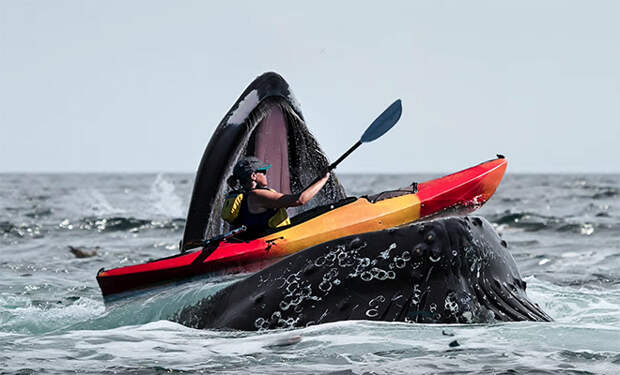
top-left (173, 216), bottom-right (551, 330)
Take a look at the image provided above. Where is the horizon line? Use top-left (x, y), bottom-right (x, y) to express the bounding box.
top-left (1, 170), bottom-right (619, 175)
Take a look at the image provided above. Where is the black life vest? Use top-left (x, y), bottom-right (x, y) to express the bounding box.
top-left (221, 188), bottom-right (290, 235)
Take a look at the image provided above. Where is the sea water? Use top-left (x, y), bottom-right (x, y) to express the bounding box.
top-left (1, 173), bottom-right (619, 374)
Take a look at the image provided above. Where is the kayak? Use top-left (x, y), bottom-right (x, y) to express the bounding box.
top-left (97, 156), bottom-right (507, 299)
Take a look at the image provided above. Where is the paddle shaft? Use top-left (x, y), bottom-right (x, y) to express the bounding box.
top-left (304, 141), bottom-right (362, 189)
top-left (330, 141), bottom-right (362, 172)
top-left (183, 225), bottom-right (247, 251)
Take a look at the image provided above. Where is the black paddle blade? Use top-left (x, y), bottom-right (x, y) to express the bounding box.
top-left (360, 99), bottom-right (402, 143)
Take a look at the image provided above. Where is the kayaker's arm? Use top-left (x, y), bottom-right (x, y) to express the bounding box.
top-left (296, 172), bottom-right (330, 205)
top-left (250, 173), bottom-right (330, 209)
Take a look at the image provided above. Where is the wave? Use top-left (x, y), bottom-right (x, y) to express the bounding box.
top-left (24, 207), bottom-right (53, 219)
top-left (1, 215), bottom-right (186, 241)
top-left (489, 211), bottom-right (557, 232)
top-left (526, 277), bottom-right (620, 325)
top-left (0, 221), bottom-right (44, 239)
top-left (590, 188), bottom-right (619, 200)
top-left (488, 210), bottom-right (619, 235)
top-left (73, 277), bottom-right (241, 332)
top-left (59, 216), bottom-right (186, 233)
top-left (560, 180), bottom-right (619, 200)
top-left (0, 295), bottom-right (103, 335)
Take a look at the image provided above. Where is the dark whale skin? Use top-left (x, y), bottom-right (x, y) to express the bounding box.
top-left (173, 216), bottom-right (552, 330)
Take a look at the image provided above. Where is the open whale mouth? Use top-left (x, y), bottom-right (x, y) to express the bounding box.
top-left (181, 73), bottom-right (346, 250)
top-left (231, 97), bottom-right (340, 201)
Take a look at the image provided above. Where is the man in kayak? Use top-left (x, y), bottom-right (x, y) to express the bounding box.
top-left (222, 156), bottom-right (330, 237)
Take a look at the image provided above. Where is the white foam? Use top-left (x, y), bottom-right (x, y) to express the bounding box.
top-left (579, 223), bottom-right (594, 235)
top-left (0, 297), bottom-right (104, 335)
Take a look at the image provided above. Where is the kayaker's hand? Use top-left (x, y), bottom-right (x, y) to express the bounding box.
top-left (320, 168), bottom-right (330, 179)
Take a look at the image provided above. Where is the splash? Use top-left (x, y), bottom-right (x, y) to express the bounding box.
top-left (150, 174), bottom-right (184, 218)
top-left (76, 188), bottom-right (126, 216)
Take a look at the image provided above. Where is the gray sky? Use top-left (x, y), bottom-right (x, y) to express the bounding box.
top-left (1, 1), bottom-right (618, 173)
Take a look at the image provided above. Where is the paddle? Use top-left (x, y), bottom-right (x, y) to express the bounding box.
top-left (182, 100), bottom-right (402, 252)
top-left (306, 99), bottom-right (402, 187)
top-left (182, 225), bottom-right (247, 252)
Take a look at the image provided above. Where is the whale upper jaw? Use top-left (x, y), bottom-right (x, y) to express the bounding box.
top-left (406, 216), bottom-right (552, 324)
top-left (173, 216), bottom-right (551, 330)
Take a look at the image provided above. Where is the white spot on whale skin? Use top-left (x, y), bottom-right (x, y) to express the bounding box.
top-left (444, 293), bottom-right (459, 313)
top-left (462, 311), bottom-right (473, 322)
top-left (538, 258), bottom-right (550, 265)
top-left (380, 243), bottom-right (397, 259)
top-left (227, 89), bottom-right (259, 126)
top-left (429, 255), bottom-right (441, 263)
top-left (318, 309), bottom-right (329, 322)
top-left (368, 295), bottom-right (386, 307)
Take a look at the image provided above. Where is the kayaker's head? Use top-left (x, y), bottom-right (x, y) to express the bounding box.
top-left (229, 156), bottom-right (271, 190)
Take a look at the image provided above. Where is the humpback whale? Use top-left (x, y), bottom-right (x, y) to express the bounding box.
top-left (166, 72), bottom-right (549, 330)
top-left (181, 72), bottom-right (346, 250)
top-left (174, 216), bottom-right (551, 330)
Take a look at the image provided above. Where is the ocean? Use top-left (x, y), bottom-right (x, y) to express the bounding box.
top-left (1, 172), bottom-right (619, 374)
